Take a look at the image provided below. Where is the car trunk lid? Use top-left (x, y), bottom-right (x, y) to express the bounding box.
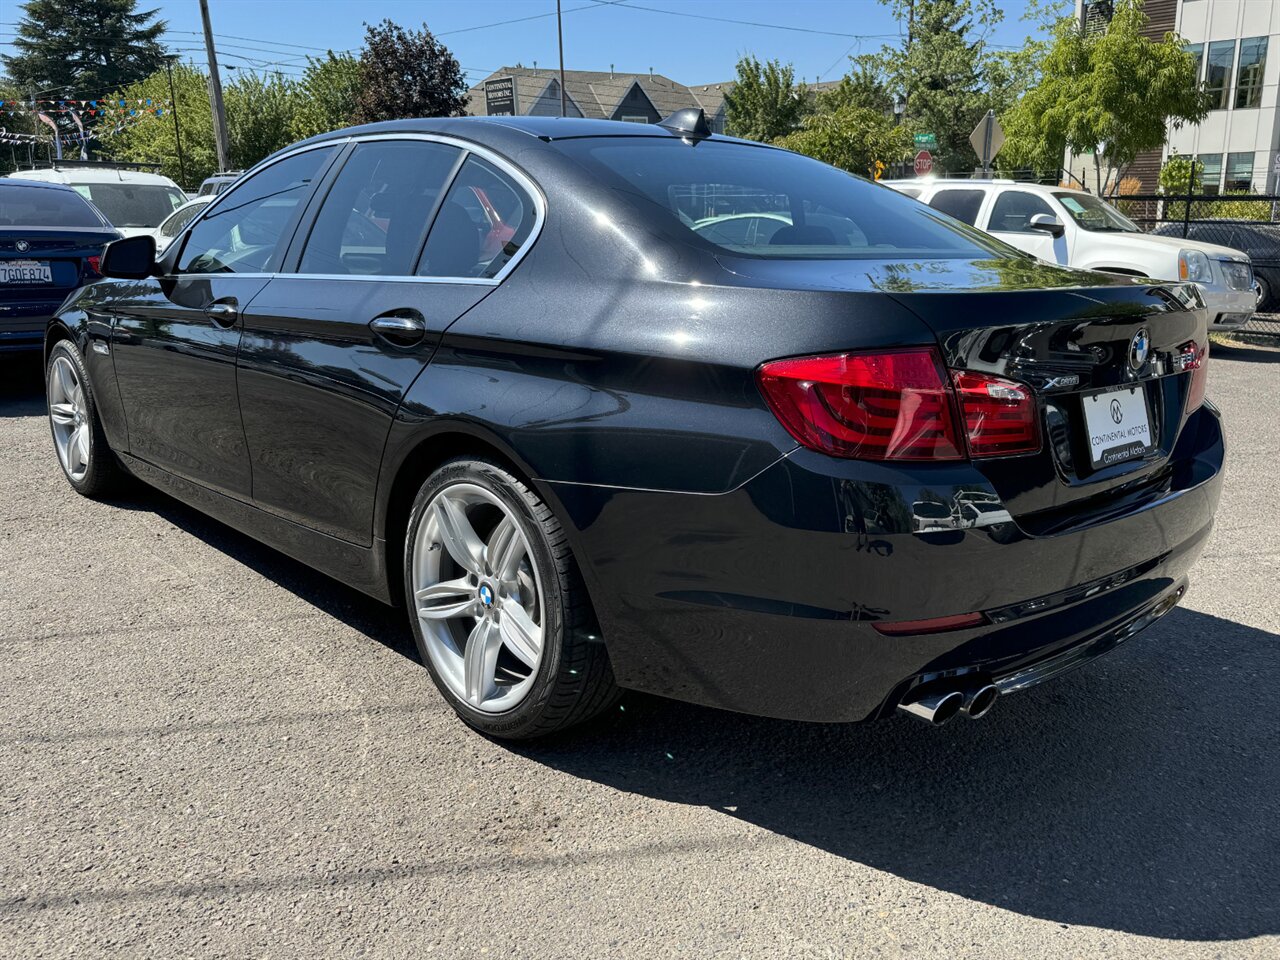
top-left (718, 255), bottom-right (1209, 524)
top-left (0, 228), bottom-right (117, 304)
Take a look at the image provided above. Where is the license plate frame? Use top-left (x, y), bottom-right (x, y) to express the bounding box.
top-left (1082, 385), bottom-right (1154, 469)
top-left (0, 259), bottom-right (53, 284)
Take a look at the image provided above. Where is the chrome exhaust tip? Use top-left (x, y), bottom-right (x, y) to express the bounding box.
top-left (961, 683), bottom-right (1000, 720)
top-left (897, 690), bottom-right (964, 726)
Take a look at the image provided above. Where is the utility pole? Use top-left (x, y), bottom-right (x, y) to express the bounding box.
top-left (198, 0), bottom-right (231, 171)
top-left (165, 58), bottom-right (188, 188)
top-left (557, 0), bottom-right (567, 117)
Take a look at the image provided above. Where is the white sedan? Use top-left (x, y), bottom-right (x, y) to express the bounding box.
top-left (146, 196), bottom-right (212, 253)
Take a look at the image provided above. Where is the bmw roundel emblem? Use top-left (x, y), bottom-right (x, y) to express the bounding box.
top-left (478, 584), bottom-right (494, 607)
top-left (15, 239), bottom-right (29, 252)
top-left (1128, 328), bottom-right (1150, 371)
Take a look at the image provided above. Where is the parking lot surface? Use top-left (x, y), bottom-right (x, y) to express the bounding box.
top-left (1, 345), bottom-right (1277, 960)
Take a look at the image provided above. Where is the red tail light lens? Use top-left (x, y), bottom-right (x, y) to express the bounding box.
top-left (85, 255), bottom-right (101, 275)
top-left (951, 371), bottom-right (1040, 457)
top-left (1180, 339), bottom-right (1208, 413)
top-left (756, 348), bottom-right (963, 461)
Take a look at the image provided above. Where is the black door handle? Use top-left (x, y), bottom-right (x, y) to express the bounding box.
top-left (204, 300), bottom-right (239, 328)
top-left (370, 310), bottom-right (427, 346)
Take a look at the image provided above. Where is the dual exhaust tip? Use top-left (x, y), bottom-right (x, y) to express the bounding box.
top-left (897, 683), bottom-right (999, 725)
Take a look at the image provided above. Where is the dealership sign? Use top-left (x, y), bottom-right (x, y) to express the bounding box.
top-left (484, 76), bottom-right (518, 116)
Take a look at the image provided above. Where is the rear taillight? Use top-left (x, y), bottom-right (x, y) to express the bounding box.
top-left (1180, 339), bottom-right (1208, 413)
top-left (951, 371), bottom-right (1040, 457)
top-left (85, 255), bottom-right (101, 275)
top-left (757, 348), bottom-right (1042, 462)
top-left (756, 348), bottom-right (963, 461)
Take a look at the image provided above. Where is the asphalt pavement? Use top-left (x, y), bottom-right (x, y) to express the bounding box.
top-left (1, 343), bottom-right (1277, 959)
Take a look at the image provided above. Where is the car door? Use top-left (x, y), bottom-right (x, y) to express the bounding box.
top-left (109, 146), bottom-right (338, 498)
top-left (923, 188), bottom-right (989, 228)
top-left (235, 138), bottom-right (541, 545)
top-left (984, 190), bottom-right (1067, 264)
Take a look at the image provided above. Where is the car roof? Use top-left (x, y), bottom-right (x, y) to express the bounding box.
top-left (883, 179), bottom-right (1069, 195)
top-left (283, 114), bottom-right (758, 157)
top-left (0, 177), bottom-right (85, 194)
top-left (6, 166), bottom-right (181, 187)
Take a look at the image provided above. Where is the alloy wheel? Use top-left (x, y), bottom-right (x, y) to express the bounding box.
top-left (411, 482), bottom-right (546, 713)
top-left (48, 355), bottom-right (90, 482)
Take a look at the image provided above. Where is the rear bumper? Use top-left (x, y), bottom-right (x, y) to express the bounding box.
top-left (0, 306), bottom-right (56, 351)
top-left (548, 404), bottom-right (1225, 722)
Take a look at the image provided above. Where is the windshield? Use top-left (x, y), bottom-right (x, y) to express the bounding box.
top-left (0, 182), bottom-right (107, 228)
top-left (559, 138), bottom-right (1009, 260)
top-left (71, 183), bottom-right (187, 227)
top-left (1052, 192), bottom-right (1140, 233)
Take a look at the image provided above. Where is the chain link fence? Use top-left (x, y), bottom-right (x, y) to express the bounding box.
top-left (1107, 193), bottom-right (1280, 335)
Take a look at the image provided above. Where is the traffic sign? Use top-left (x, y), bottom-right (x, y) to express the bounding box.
top-left (914, 150), bottom-right (933, 176)
top-left (969, 110), bottom-right (1005, 176)
top-left (913, 132), bottom-right (936, 148)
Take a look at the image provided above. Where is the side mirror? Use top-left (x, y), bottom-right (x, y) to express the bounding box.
top-left (1028, 213), bottom-right (1065, 238)
top-left (100, 234), bottom-right (157, 279)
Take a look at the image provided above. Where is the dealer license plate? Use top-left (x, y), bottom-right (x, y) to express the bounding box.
top-left (0, 260), bottom-right (53, 284)
top-left (1082, 386), bottom-right (1153, 468)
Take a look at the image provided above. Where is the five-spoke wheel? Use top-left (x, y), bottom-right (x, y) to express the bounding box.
top-left (404, 459), bottom-right (618, 738)
top-left (48, 353), bottom-right (91, 482)
top-left (412, 482), bottom-right (545, 713)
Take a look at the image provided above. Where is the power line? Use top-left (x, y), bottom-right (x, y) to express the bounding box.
top-left (596, 1), bottom-right (901, 40)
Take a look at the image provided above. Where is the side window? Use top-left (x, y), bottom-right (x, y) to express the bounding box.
top-left (418, 155), bottom-right (536, 280)
top-left (298, 140), bottom-right (462, 277)
top-left (161, 203), bottom-right (203, 239)
top-left (177, 147), bottom-right (334, 275)
top-left (988, 192), bottom-right (1055, 233)
top-left (927, 189), bottom-right (986, 226)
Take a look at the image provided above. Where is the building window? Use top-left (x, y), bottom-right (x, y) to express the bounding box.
top-left (1186, 43), bottom-right (1203, 83)
top-left (1235, 37), bottom-right (1267, 109)
top-left (620, 114), bottom-right (649, 123)
top-left (1205, 40), bottom-right (1236, 110)
top-left (1225, 153), bottom-right (1254, 192)
top-left (1198, 153), bottom-right (1223, 195)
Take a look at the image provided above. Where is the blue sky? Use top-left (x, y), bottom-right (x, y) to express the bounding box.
top-left (96, 0), bottom-right (1041, 89)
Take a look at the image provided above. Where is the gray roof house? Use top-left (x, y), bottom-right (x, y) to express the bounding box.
top-left (466, 67), bottom-right (734, 133)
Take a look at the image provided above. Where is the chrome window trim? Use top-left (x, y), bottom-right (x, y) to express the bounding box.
top-left (171, 131), bottom-right (546, 286)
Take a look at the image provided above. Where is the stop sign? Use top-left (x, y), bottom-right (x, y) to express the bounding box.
top-left (914, 150), bottom-right (933, 176)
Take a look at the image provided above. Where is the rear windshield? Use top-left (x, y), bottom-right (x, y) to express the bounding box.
top-left (559, 139), bottom-right (1006, 260)
top-left (70, 182), bottom-right (187, 227)
top-left (0, 182), bottom-right (107, 228)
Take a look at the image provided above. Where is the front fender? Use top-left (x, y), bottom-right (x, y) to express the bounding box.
top-left (50, 283), bottom-right (130, 453)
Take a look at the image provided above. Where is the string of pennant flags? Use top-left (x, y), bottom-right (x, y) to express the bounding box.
top-left (0, 99), bottom-right (173, 118)
top-left (0, 112), bottom-right (164, 146)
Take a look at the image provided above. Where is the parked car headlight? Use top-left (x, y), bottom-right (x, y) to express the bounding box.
top-left (1178, 250), bottom-right (1212, 283)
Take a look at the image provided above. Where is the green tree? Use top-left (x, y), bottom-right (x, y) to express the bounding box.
top-left (100, 63), bottom-right (215, 186)
top-left (880, 0), bottom-right (1007, 174)
top-left (103, 64), bottom-right (302, 187)
top-left (1002, 0), bottom-right (1210, 193)
top-left (773, 105), bottom-right (913, 177)
top-left (289, 52), bottom-right (361, 141)
top-left (225, 71), bottom-right (300, 169)
top-left (814, 54), bottom-right (895, 116)
top-left (724, 56), bottom-right (809, 142)
top-left (2, 0), bottom-right (167, 95)
top-left (353, 20), bottom-right (467, 123)
top-left (1159, 154), bottom-right (1202, 195)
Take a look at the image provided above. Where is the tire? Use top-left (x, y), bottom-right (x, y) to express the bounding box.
top-left (1255, 275), bottom-right (1272, 313)
top-left (403, 457), bottom-right (619, 739)
top-left (46, 338), bottom-right (122, 498)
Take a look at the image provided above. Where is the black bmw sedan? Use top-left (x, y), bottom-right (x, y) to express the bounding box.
top-left (45, 114), bottom-right (1223, 738)
top-left (1, 179), bottom-right (119, 351)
